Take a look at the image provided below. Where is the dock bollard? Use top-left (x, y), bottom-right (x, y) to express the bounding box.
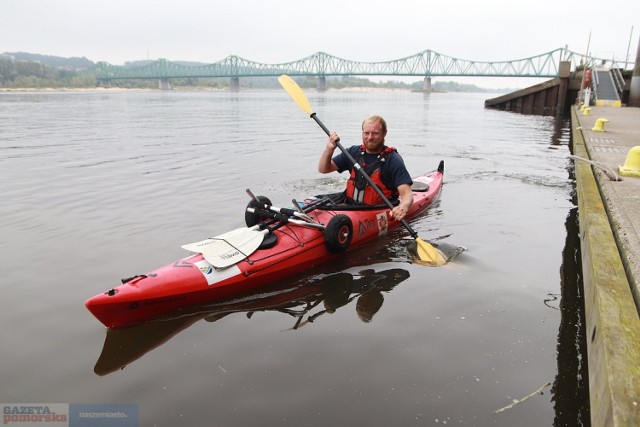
top-left (619, 146), bottom-right (640, 177)
top-left (582, 107), bottom-right (591, 116)
top-left (592, 118), bottom-right (609, 132)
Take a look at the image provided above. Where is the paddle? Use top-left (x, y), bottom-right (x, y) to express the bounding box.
top-left (182, 226), bottom-right (269, 268)
top-left (246, 190), bottom-right (317, 224)
top-left (246, 207), bottom-right (325, 230)
top-left (277, 74), bottom-right (447, 266)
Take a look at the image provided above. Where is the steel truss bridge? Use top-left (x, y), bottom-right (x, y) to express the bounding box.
top-left (94, 47), bottom-right (634, 82)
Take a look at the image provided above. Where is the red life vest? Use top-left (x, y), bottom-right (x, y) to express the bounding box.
top-left (346, 145), bottom-right (398, 205)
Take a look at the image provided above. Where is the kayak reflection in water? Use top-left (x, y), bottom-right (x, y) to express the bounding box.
top-left (310, 268), bottom-right (409, 325)
top-left (93, 267), bottom-right (410, 376)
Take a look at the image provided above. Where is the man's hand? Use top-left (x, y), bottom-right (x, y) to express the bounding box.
top-left (390, 204), bottom-right (409, 220)
top-left (389, 184), bottom-right (413, 220)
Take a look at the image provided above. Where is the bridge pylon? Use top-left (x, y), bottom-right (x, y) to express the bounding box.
top-left (158, 78), bottom-right (171, 90)
top-left (230, 77), bottom-right (240, 92)
top-left (318, 76), bottom-right (327, 92)
top-left (423, 77), bottom-right (432, 93)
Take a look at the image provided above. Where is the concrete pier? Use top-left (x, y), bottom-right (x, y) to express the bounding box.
top-left (485, 61), bottom-right (572, 115)
top-left (318, 76), bottom-right (327, 92)
top-left (230, 77), bottom-right (240, 92)
top-left (158, 78), bottom-right (171, 90)
top-left (423, 77), bottom-right (432, 93)
top-left (572, 105), bottom-right (640, 426)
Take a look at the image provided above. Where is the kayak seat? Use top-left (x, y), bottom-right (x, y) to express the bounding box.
top-left (313, 191), bottom-right (401, 211)
top-left (258, 232), bottom-right (278, 250)
top-left (411, 181), bottom-right (429, 192)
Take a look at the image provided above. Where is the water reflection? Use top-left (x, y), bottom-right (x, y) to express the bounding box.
top-left (550, 115), bottom-right (590, 425)
top-left (550, 117), bottom-right (570, 148)
top-left (93, 267), bottom-right (410, 376)
top-left (552, 207), bottom-right (590, 425)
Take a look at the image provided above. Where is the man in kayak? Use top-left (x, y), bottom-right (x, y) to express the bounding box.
top-left (318, 115), bottom-right (413, 221)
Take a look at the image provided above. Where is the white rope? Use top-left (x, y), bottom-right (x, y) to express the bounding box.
top-left (569, 155), bottom-right (622, 181)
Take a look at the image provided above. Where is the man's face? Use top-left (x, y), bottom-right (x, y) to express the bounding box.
top-left (361, 120), bottom-right (386, 153)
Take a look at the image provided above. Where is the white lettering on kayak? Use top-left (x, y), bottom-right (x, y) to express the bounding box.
top-left (357, 218), bottom-right (376, 237)
top-left (220, 251), bottom-right (240, 260)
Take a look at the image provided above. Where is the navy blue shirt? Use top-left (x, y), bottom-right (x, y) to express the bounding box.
top-left (332, 145), bottom-right (413, 191)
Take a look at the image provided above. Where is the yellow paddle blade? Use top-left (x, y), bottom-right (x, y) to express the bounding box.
top-left (278, 75), bottom-right (314, 115)
top-left (416, 237), bottom-right (447, 266)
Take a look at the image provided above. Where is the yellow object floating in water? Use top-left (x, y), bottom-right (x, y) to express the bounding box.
top-left (619, 146), bottom-right (640, 177)
top-left (592, 118), bottom-right (609, 132)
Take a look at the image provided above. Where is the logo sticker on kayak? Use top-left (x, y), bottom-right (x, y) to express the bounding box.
top-left (194, 259), bottom-right (241, 286)
top-left (357, 218), bottom-right (375, 236)
top-left (376, 212), bottom-right (388, 235)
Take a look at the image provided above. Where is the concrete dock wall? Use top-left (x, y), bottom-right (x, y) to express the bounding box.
top-left (571, 107), bottom-right (640, 426)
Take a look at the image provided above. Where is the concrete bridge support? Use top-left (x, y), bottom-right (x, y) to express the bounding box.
top-left (158, 78), bottom-right (171, 90)
top-left (423, 77), bottom-right (432, 93)
top-left (318, 76), bottom-right (327, 92)
top-left (230, 77), bottom-right (240, 92)
top-left (555, 60), bottom-right (571, 112)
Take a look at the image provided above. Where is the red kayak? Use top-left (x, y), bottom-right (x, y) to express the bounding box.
top-left (85, 161), bottom-right (444, 328)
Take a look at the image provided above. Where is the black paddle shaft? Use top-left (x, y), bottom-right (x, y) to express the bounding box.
top-left (310, 113), bottom-right (419, 239)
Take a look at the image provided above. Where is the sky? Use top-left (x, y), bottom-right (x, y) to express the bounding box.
top-left (2, 0), bottom-right (639, 88)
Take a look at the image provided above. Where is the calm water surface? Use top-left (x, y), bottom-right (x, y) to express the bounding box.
top-left (0, 89), bottom-right (588, 426)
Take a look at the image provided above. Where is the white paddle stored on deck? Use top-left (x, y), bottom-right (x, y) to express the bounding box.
top-left (182, 226), bottom-right (268, 268)
top-left (182, 206), bottom-right (324, 268)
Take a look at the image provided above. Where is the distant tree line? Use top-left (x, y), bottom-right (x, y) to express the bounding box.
top-left (0, 57), bottom-right (95, 88)
top-left (0, 52), bottom-right (497, 92)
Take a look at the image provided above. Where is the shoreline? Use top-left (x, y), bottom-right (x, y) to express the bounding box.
top-left (0, 86), bottom-right (408, 92)
top-left (0, 87), bottom-right (155, 93)
top-left (0, 86), bottom-right (494, 94)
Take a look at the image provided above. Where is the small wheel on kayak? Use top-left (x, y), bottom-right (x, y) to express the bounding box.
top-left (245, 196), bottom-right (272, 227)
top-left (324, 214), bottom-right (353, 254)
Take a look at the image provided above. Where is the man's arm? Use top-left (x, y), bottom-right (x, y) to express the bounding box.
top-left (318, 131), bottom-right (340, 173)
top-left (390, 183), bottom-right (413, 220)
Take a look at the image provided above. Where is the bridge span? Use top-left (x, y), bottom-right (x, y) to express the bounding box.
top-left (94, 48), bottom-right (634, 91)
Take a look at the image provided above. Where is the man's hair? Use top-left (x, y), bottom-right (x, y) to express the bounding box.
top-left (362, 115), bottom-right (387, 135)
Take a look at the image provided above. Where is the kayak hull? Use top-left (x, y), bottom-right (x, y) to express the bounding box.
top-left (85, 165), bottom-right (443, 328)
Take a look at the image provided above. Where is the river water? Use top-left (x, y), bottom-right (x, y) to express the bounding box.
top-left (0, 89), bottom-right (588, 426)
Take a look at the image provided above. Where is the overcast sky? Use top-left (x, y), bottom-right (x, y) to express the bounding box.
top-left (2, 0), bottom-right (638, 87)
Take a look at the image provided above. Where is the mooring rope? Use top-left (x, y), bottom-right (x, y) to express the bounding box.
top-left (569, 155), bottom-right (622, 181)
